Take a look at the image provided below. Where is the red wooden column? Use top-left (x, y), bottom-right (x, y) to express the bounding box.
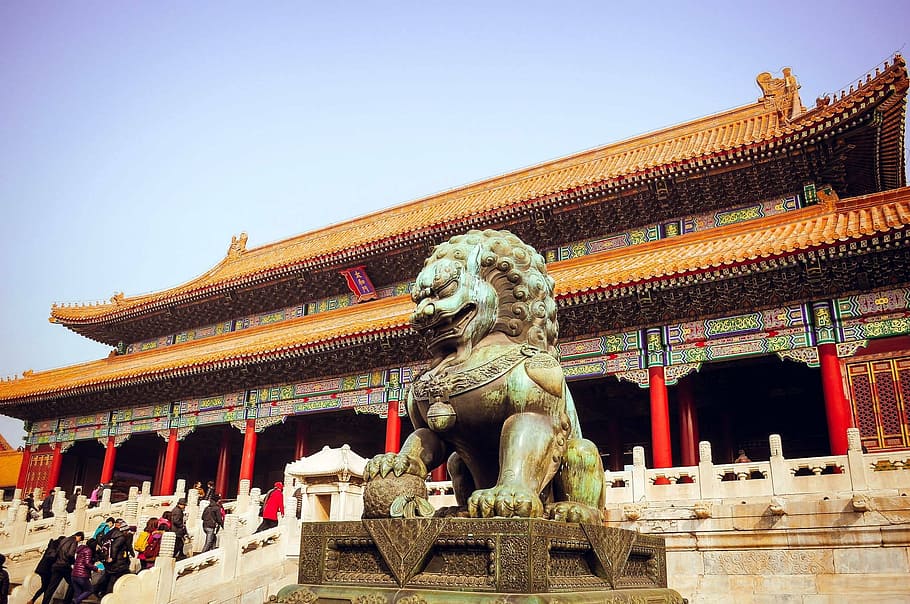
top-left (16, 446), bottom-right (32, 492)
top-left (238, 419), bottom-right (257, 486)
top-left (385, 399), bottom-right (401, 454)
top-left (159, 429), bottom-right (180, 496)
top-left (431, 464), bottom-right (447, 482)
top-left (153, 443), bottom-right (166, 496)
top-left (678, 377), bottom-right (699, 467)
top-left (649, 366), bottom-right (673, 469)
top-left (812, 300), bottom-right (852, 455)
top-left (46, 442), bottom-right (63, 492)
top-left (819, 342), bottom-right (851, 455)
top-left (294, 419), bottom-right (308, 460)
top-left (215, 426), bottom-right (231, 498)
top-left (100, 436), bottom-right (117, 484)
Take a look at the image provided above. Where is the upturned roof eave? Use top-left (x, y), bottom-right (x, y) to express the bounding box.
top-left (7, 185), bottom-right (910, 408)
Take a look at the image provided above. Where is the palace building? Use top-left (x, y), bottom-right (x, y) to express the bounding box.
top-left (1, 56), bottom-right (908, 500)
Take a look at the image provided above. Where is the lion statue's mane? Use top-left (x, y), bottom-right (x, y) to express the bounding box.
top-left (422, 229), bottom-right (558, 354)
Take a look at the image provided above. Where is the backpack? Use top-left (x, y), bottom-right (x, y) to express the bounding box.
top-left (140, 532), bottom-right (162, 561)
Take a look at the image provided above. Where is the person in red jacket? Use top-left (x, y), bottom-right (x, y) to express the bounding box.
top-left (255, 482), bottom-right (285, 533)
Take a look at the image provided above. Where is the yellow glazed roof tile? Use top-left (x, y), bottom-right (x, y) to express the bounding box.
top-left (6, 185), bottom-right (910, 404)
top-left (50, 57), bottom-right (908, 324)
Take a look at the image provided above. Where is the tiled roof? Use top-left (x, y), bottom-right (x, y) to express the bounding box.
top-left (7, 185), bottom-right (910, 405)
top-left (50, 57), bottom-right (908, 326)
top-left (0, 451), bottom-right (23, 488)
top-left (553, 186), bottom-right (910, 297)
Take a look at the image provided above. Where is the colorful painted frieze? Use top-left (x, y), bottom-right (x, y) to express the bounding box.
top-left (548, 192), bottom-right (802, 261)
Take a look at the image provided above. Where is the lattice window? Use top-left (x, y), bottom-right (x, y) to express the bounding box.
top-left (846, 354), bottom-right (910, 451)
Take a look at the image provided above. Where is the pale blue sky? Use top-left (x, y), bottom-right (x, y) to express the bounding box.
top-left (1, 1), bottom-right (907, 446)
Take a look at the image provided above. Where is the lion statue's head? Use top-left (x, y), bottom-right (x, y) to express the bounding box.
top-left (410, 229), bottom-right (558, 361)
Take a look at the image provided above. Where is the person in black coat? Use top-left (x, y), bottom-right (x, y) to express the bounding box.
top-left (65, 488), bottom-right (81, 514)
top-left (26, 536), bottom-right (61, 604)
top-left (40, 491), bottom-right (55, 519)
top-left (41, 531), bottom-right (83, 604)
top-left (95, 519), bottom-right (133, 597)
top-left (0, 553), bottom-right (9, 604)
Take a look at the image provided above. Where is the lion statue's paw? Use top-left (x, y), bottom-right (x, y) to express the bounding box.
top-left (364, 452), bottom-right (427, 480)
top-left (546, 501), bottom-right (604, 524)
top-left (467, 484), bottom-right (544, 518)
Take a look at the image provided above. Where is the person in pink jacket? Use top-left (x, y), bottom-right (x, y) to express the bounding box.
top-left (255, 482), bottom-right (285, 532)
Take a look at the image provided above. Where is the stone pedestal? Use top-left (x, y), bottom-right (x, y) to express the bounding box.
top-left (278, 518), bottom-right (684, 603)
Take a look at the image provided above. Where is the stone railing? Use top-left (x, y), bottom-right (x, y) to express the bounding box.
top-left (600, 428), bottom-right (909, 507)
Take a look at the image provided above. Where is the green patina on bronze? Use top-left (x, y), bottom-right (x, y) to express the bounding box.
top-left (363, 230), bottom-right (605, 523)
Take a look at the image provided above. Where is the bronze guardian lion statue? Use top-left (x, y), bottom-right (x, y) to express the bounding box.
top-left (365, 230), bottom-right (605, 523)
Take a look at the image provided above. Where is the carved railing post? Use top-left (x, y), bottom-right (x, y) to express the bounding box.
top-left (697, 441), bottom-right (715, 500)
top-left (236, 479), bottom-right (251, 515)
top-left (174, 479), bottom-right (187, 503)
top-left (153, 531), bottom-right (177, 604)
top-left (768, 434), bottom-right (792, 495)
top-left (631, 446), bottom-right (647, 501)
top-left (846, 427), bottom-right (868, 491)
top-left (220, 514), bottom-right (241, 580)
top-left (73, 494), bottom-right (87, 535)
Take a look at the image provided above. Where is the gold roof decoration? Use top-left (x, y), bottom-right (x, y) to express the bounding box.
top-left (7, 184), bottom-right (910, 405)
top-left (756, 67), bottom-right (806, 122)
top-left (49, 56), bottom-right (908, 327)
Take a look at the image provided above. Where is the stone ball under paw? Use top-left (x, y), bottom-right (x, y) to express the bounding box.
top-left (362, 473), bottom-right (428, 519)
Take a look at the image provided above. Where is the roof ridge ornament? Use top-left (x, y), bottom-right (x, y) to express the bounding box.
top-left (227, 232), bottom-right (248, 260)
top-left (756, 67), bottom-right (806, 123)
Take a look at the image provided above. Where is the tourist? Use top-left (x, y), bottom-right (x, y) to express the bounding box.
top-left (134, 517), bottom-right (158, 554)
top-left (26, 535), bottom-right (62, 604)
top-left (169, 498), bottom-right (189, 560)
top-left (23, 493), bottom-right (38, 522)
top-left (92, 517), bottom-right (115, 541)
top-left (0, 553), bottom-right (9, 604)
top-left (40, 490), bottom-right (55, 519)
top-left (138, 523), bottom-right (166, 570)
top-left (41, 530), bottom-right (83, 604)
top-left (201, 494), bottom-right (224, 552)
top-left (193, 481), bottom-right (205, 499)
top-left (88, 483), bottom-right (104, 508)
top-left (70, 538), bottom-right (96, 604)
top-left (94, 519), bottom-right (132, 597)
top-left (158, 510), bottom-right (172, 531)
top-left (734, 449), bottom-right (751, 463)
top-left (204, 480), bottom-right (216, 502)
top-left (256, 482), bottom-right (284, 533)
top-left (66, 487), bottom-right (81, 514)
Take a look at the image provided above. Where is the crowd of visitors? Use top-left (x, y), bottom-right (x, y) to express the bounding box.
top-left (4, 478), bottom-right (284, 602)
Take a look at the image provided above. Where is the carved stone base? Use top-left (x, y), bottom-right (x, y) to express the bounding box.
top-left (295, 518), bottom-right (683, 599)
top-left (274, 584), bottom-right (686, 603)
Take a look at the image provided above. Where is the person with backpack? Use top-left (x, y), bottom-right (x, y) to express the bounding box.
top-left (133, 518), bottom-right (158, 555)
top-left (201, 494), bottom-right (224, 552)
top-left (94, 519), bottom-right (131, 597)
top-left (40, 531), bottom-right (83, 604)
top-left (256, 482), bottom-right (284, 533)
top-left (26, 535), bottom-right (61, 604)
top-left (138, 523), bottom-right (166, 570)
